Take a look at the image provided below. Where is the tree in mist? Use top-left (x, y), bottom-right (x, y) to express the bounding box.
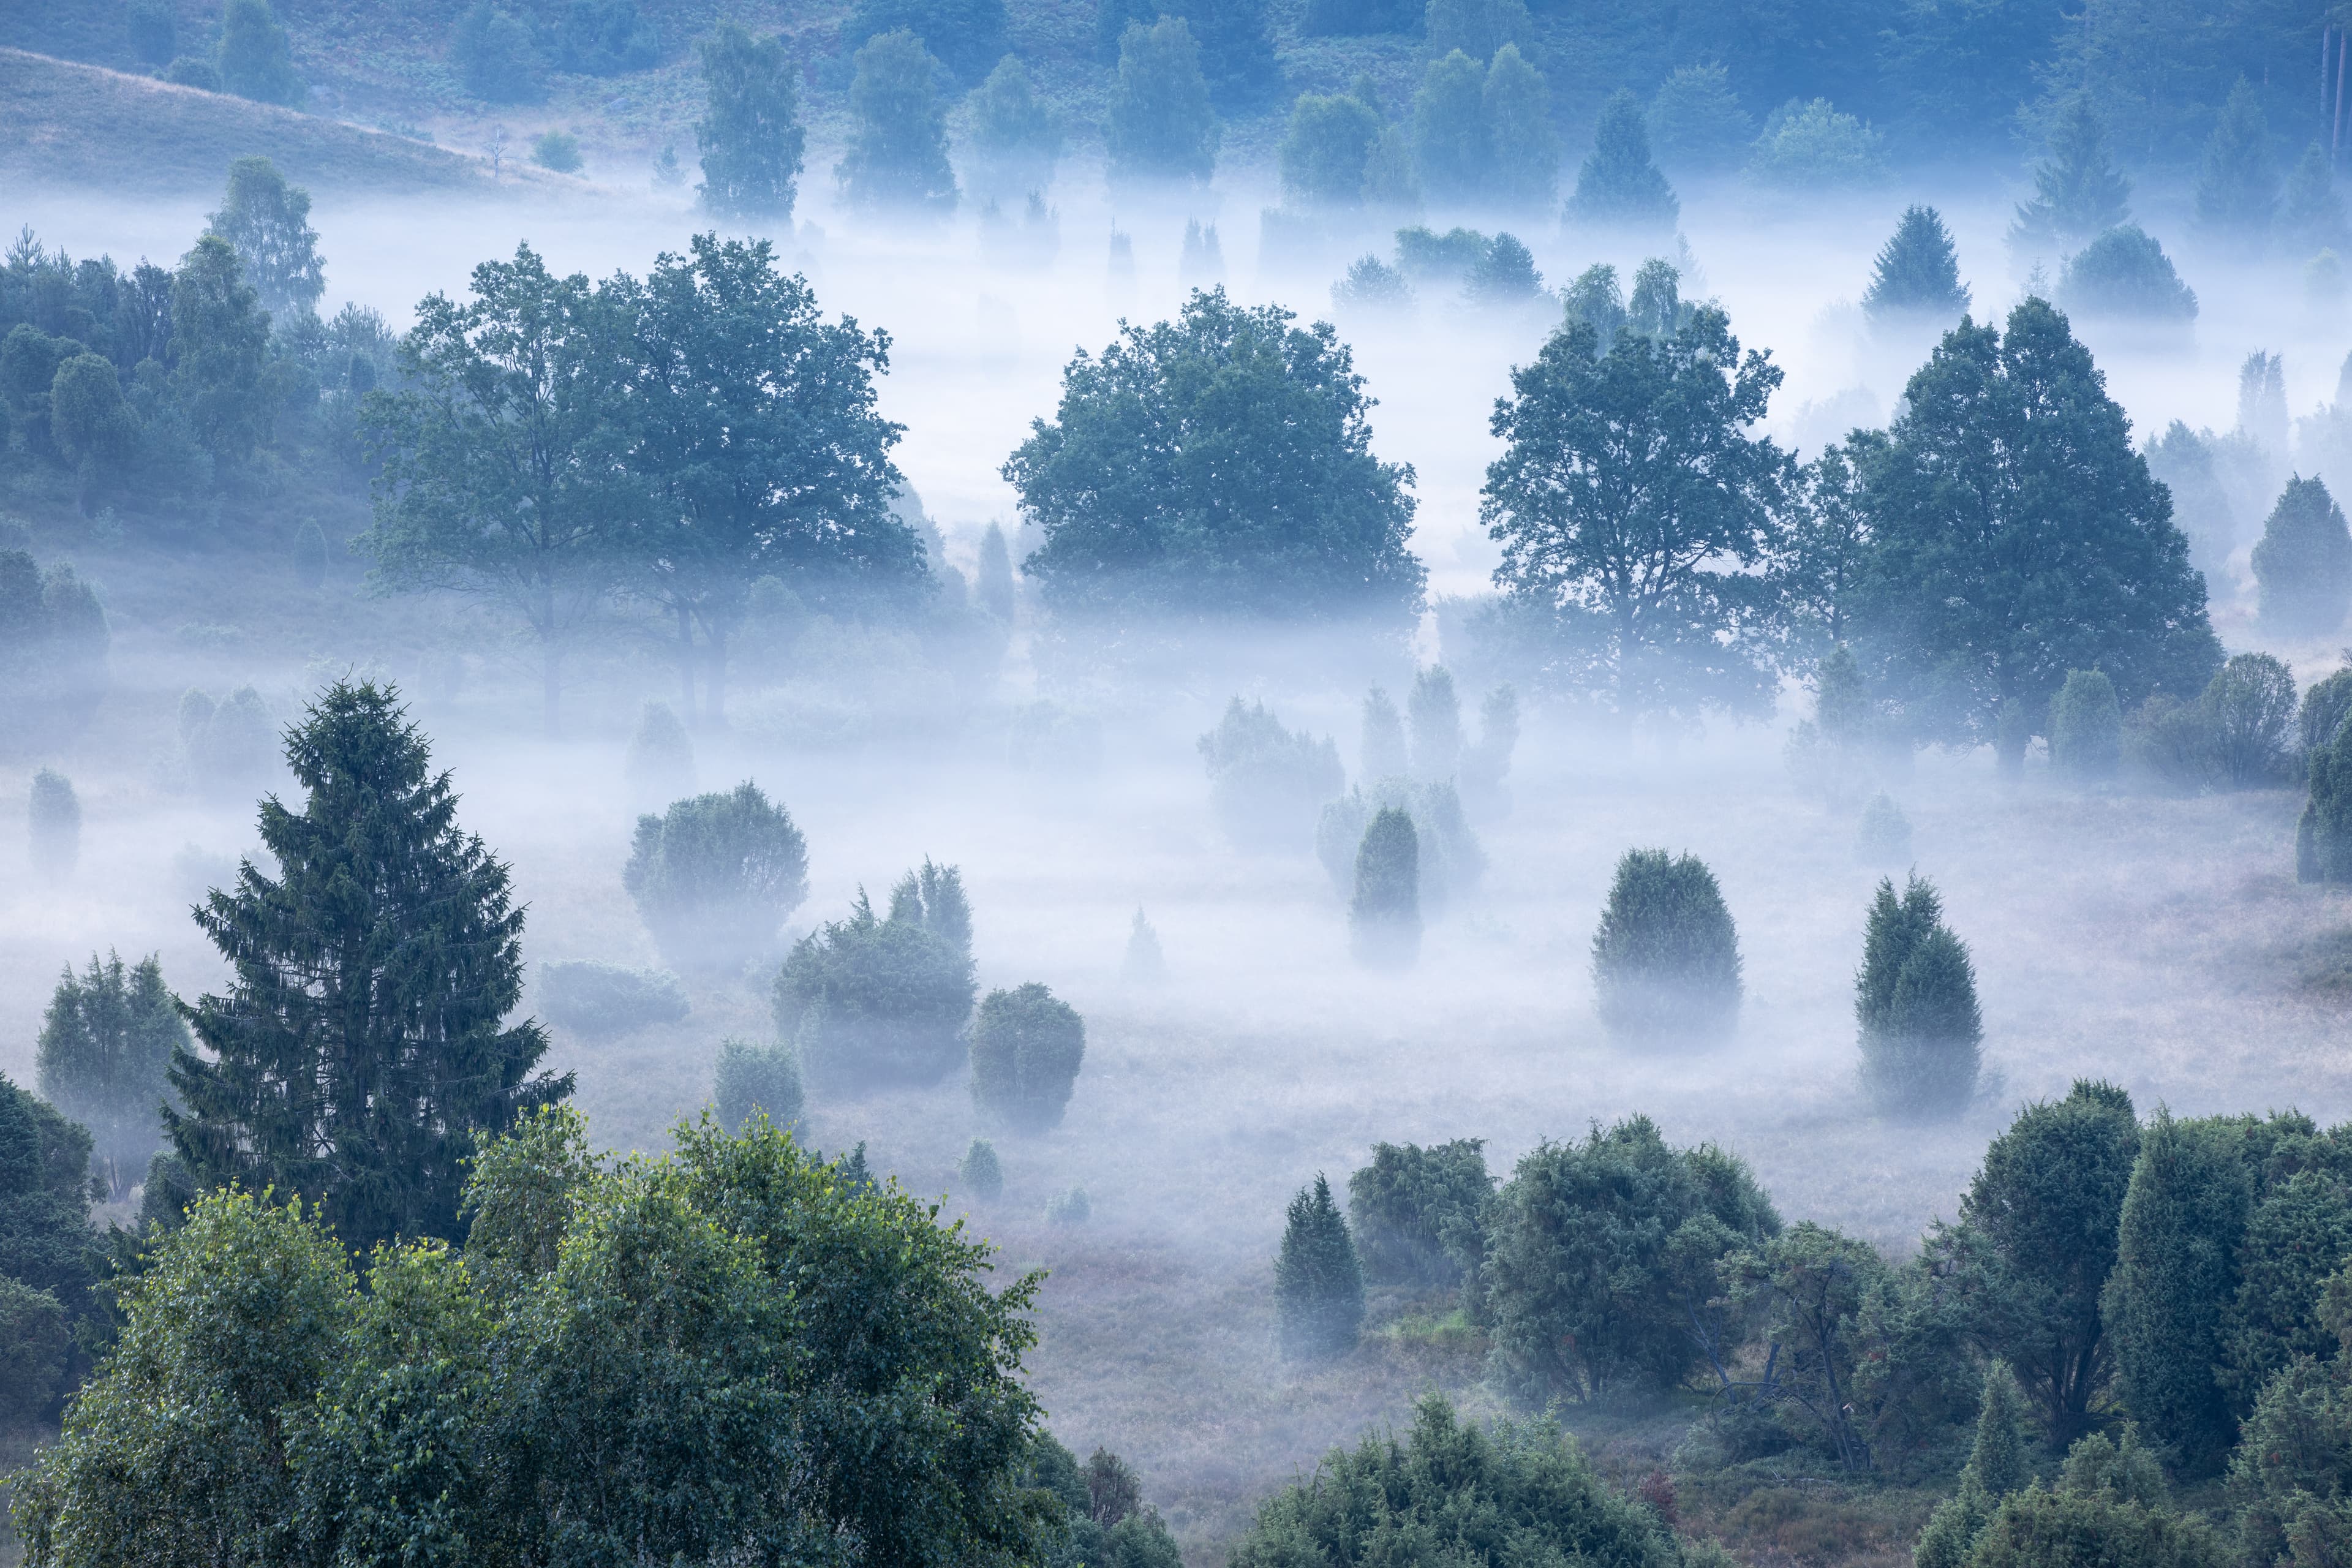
top-left (2008, 98), bottom-right (2131, 258)
top-left (1279, 91), bottom-right (1384, 208)
top-left (1848, 299), bottom-right (2217, 753)
top-left (838, 30), bottom-right (959, 213)
top-left (2193, 77), bottom-right (2277, 248)
top-left (1411, 51), bottom-right (1488, 200)
top-left (452, 2), bottom-right (541, 102)
top-left (624, 782), bottom-right (811, 977)
top-left (1360, 687), bottom-right (1409, 780)
top-left (1589, 849), bottom-right (1741, 1042)
top-left (695, 21), bottom-right (805, 221)
top-left (843, 0), bottom-right (1008, 85)
top-left (1482, 1116), bottom-right (1780, 1403)
top-left (1425, 0), bottom-right (1528, 61)
top-left (1483, 46), bottom-right (1557, 211)
top-left (536, 960), bottom-right (688, 1038)
top-left (1854, 875), bottom-right (1981, 1122)
top-left (1482, 304), bottom-right (1788, 722)
top-left (1784, 643), bottom-right (1882, 807)
top-left (1121, 908), bottom-right (1166, 984)
top-left (2302, 668), bottom-right (2352, 757)
top-left (1855, 791), bottom-right (1910, 867)
top-left (1332, 254), bottom-right (1414, 313)
top-left (27, 768), bottom-right (78, 881)
top-left (555, 0), bottom-right (662, 75)
top-left (1347, 1139), bottom-right (1490, 1287)
top-left (1407, 665), bottom-right (1461, 779)
top-left (2231, 1330), bottom-right (2352, 1566)
top-left (0, 551), bottom-right (111, 757)
top-left (170, 235), bottom-right (272, 468)
top-left (2251, 475), bottom-right (2352, 638)
top-left (2280, 143), bottom-right (2350, 256)
top-left (2048, 668), bottom-right (2122, 783)
top-left (1006, 290), bottom-right (1423, 632)
top-left (208, 157), bottom-right (324, 322)
top-left (1104, 17), bottom-right (1218, 186)
top-left (1462, 684), bottom-right (1518, 816)
top-left (1559, 265), bottom-right (1627, 347)
top-left (965, 56), bottom-right (1063, 206)
top-left (969, 982), bottom-right (1086, 1133)
top-left (216, 0), bottom-right (303, 107)
top-left (958, 1136), bottom-right (1003, 1199)
top-left (1177, 0), bottom-right (1281, 111)
top-left (2203, 652), bottom-right (2295, 788)
top-left (1860, 206), bottom-right (1969, 326)
top-left (1646, 64), bottom-right (1751, 175)
top-left (713, 1036), bottom-right (802, 1131)
top-left (1464, 235), bottom-right (1543, 307)
top-left (49, 355), bottom-right (138, 505)
top-left (1197, 698), bottom-right (1345, 850)
top-left (2056, 225), bottom-right (2198, 322)
top-left (1275, 1174), bottom-right (1363, 1360)
top-left (773, 861), bottom-right (976, 1090)
top-left (2143, 421), bottom-right (2234, 584)
top-left (624, 699), bottom-right (695, 807)
top-left (166, 682), bottom-right (570, 1260)
top-left (1349, 807), bottom-right (1421, 969)
top-left (36, 951), bottom-right (185, 1199)
top-left (2216, 1166), bottom-right (2352, 1416)
top-left (0, 1071), bottom-right (100, 1418)
top-left (1316, 778), bottom-right (1483, 916)
top-left (2303, 716), bottom-right (2352, 884)
top-left (976, 521), bottom-right (1016, 620)
top-left (181, 685), bottom-right (276, 793)
top-left (1564, 90), bottom-right (1678, 232)
top-left (2236, 350), bottom-right (2287, 458)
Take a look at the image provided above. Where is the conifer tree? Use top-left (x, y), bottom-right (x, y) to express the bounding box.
top-left (1275, 1173), bottom-right (1363, 1360)
top-left (1361, 687), bottom-right (1409, 780)
top-left (837, 29), bottom-right (959, 212)
top-left (1855, 874), bottom-right (1982, 1121)
top-left (1861, 205), bottom-right (1970, 325)
top-left (2009, 97), bottom-right (2130, 257)
top-left (1412, 49), bottom-right (1490, 201)
top-left (27, 768), bottom-right (78, 881)
top-left (2280, 141), bottom-right (2350, 255)
top-left (1645, 64), bottom-right (1751, 175)
top-left (1407, 665), bottom-right (1461, 779)
top-left (695, 21), bottom-right (806, 220)
top-left (1106, 17), bottom-right (1218, 186)
top-left (208, 156), bottom-right (325, 320)
top-left (1590, 849), bottom-right (1741, 1041)
top-left (2143, 421), bottom-right (2234, 582)
top-left (1482, 45), bottom-right (1556, 211)
top-left (2195, 77), bottom-right (2278, 247)
top-left (36, 951), bottom-right (187, 1199)
top-left (1564, 89), bottom-right (1678, 232)
top-left (976, 521), bottom-right (1016, 620)
top-left (2252, 475), bottom-right (2352, 636)
top-left (165, 682), bottom-right (571, 1257)
top-left (216, 0), bottom-right (303, 107)
top-left (2303, 717), bottom-right (2352, 883)
top-left (958, 1136), bottom-right (1003, 1200)
top-left (2048, 669), bottom-right (2122, 783)
top-left (970, 982), bottom-right (1087, 1133)
top-left (624, 782), bottom-right (809, 974)
top-left (1463, 684), bottom-right (1518, 815)
top-left (1913, 1363), bottom-right (2030, 1568)
top-left (1121, 908), bottom-right (1167, 984)
top-left (1349, 807), bottom-right (1421, 970)
top-left (1464, 234), bottom-right (1543, 306)
top-left (1855, 791), bottom-right (1911, 866)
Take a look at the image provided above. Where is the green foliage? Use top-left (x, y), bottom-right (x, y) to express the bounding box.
top-left (839, 29), bottom-right (957, 212)
top-left (1009, 290), bottom-right (1422, 631)
top-left (2228, 1303), bottom-right (2352, 1567)
top-left (1464, 233), bottom-right (1543, 306)
top-left (2050, 667), bottom-right (2123, 781)
top-left (1199, 697), bottom-right (1345, 849)
top-left (536, 959), bottom-right (688, 1037)
top-left (1176, 0), bottom-right (1280, 111)
top-left (1316, 776), bottom-right (1483, 915)
top-left (208, 155), bottom-right (324, 319)
top-left (1962, 1472), bottom-right (2222, 1568)
top-left (1106, 17), bottom-right (1217, 185)
top-left (1280, 91), bottom-right (1384, 208)
top-left (49, 352), bottom-right (137, 486)
top-left (2306, 715), bottom-right (2352, 884)
top-left (1647, 64), bottom-right (1751, 174)
top-left (1482, 45), bottom-right (1555, 210)
top-left (452, 2), bottom-right (540, 102)
top-left (2217, 1168), bottom-right (2352, 1412)
top-left (128, 0), bottom-right (176, 65)
top-left (1303, 0), bottom-right (1416, 34)
top-left (556, 0), bottom-right (661, 75)
top-left (1746, 98), bottom-right (1885, 189)
top-left (773, 861), bottom-right (977, 1090)
top-left (1590, 849), bottom-right (1742, 1041)
top-left (1483, 1116), bottom-right (1779, 1403)
top-left (2010, 99), bottom-right (2132, 256)
top-left (2305, 667), bottom-right (2352, 755)
top-left (27, 766), bottom-right (78, 880)
top-left (967, 56), bottom-right (1061, 205)
top-left (624, 782), bottom-right (810, 976)
top-left (2143, 421), bottom-right (2233, 582)
top-left (2198, 651), bottom-right (2295, 788)
top-left (170, 233), bottom-right (271, 467)
top-left (1346, 1138), bottom-right (1490, 1287)
top-left (2282, 142), bottom-right (2349, 255)
top-left (1121, 908), bottom-right (1166, 984)
top-left (1276, 1173), bottom-right (1363, 1360)
top-left (1412, 49), bottom-right (1488, 199)
top-left (695, 22), bottom-right (805, 220)
top-left (959, 1136), bottom-right (1003, 1200)
top-left (530, 129), bottom-right (582, 172)
top-left (0, 1275), bottom-right (69, 1424)
top-left (162, 55), bottom-right (223, 91)
top-left (216, 0), bottom-right (302, 107)
top-left (2056, 225), bottom-right (2199, 322)
top-left (970, 982), bottom-right (1086, 1133)
top-left (166, 682), bottom-right (570, 1260)
top-left (844, 0), bottom-right (1007, 84)
top-left (712, 1037), bottom-right (802, 1132)
top-left (1969, 1362), bottom-right (2032, 1498)
top-left (1855, 874), bottom-right (1981, 1121)
top-left (1566, 89), bottom-right (1677, 230)
top-left (1395, 224), bottom-right (1490, 282)
top-left (1046, 1185), bottom-right (1090, 1224)
top-left (36, 951), bottom-right (184, 1199)
top-left (2193, 77), bottom-right (2277, 246)
top-left (1360, 685), bottom-right (1409, 779)
top-left (0, 1071), bottom-right (100, 1363)
top-left (1861, 205), bottom-right (1969, 323)
top-left (2254, 475), bottom-right (2352, 637)
top-left (1349, 807), bottom-right (1421, 968)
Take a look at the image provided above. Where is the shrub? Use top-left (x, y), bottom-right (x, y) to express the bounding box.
top-left (2048, 668), bottom-right (2122, 783)
top-left (1855, 793), bottom-right (1911, 866)
top-left (2204, 652), bottom-right (2296, 787)
top-left (958, 1137), bottom-right (1003, 1200)
top-left (28, 767), bottom-right (79, 881)
top-left (537, 960), bottom-right (689, 1037)
top-left (1317, 780), bottom-right (1482, 918)
top-left (1393, 224), bottom-right (1490, 282)
top-left (36, 951), bottom-right (186, 1199)
top-left (1046, 1186), bottom-right (1090, 1224)
top-left (1121, 908), bottom-right (1166, 984)
top-left (0, 1071), bottom-right (100, 1370)
top-left (129, 0), bottom-right (178, 64)
top-left (2215, 1169), bottom-right (2352, 1409)
top-left (624, 701), bottom-right (695, 807)
top-left (969, 982), bottom-right (1085, 1133)
top-left (2253, 475), bottom-right (2352, 637)
top-left (1346, 1138), bottom-right (1490, 1287)
top-left (1590, 849), bottom-right (1741, 1042)
top-left (624, 782), bottom-right (809, 976)
top-left (531, 130), bottom-right (584, 173)
top-left (1197, 698), bottom-right (1343, 851)
top-left (1964, 1474), bottom-right (2222, 1568)
top-left (713, 1037), bottom-right (803, 1132)
top-left (452, 1), bottom-right (541, 102)
top-left (773, 862), bottom-right (976, 1091)
top-left (2056, 225), bottom-right (2198, 322)
top-left (163, 55), bottom-right (223, 90)
top-left (1855, 875), bottom-right (1982, 1121)
top-left (1276, 1173), bottom-right (1363, 1360)
top-left (1747, 98), bottom-right (1885, 189)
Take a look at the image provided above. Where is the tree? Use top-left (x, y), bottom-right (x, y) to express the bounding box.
top-left (1423, 0), bottom-right (1527, 61)
top-left (27, 767), bottom-right (78, 881)
top-left (1850, 300), bottom-right (2218, 755)
top-left (536, 962), bottom-right (688, 1037)
top-left (958, 1136), bottom-right (1003, 1200)
top-left (452, 2), bottom-right (540, 101)
top-left (1855, 875), bottom-right (1982, 1121)
top-left (843, 0), bottom-right (1008, 85)
top-left (2282, 142), bottom-right (2350, 255)
top-left (1200, 698), bottom-right (1344, 848)
top-left (2204, 652), bottom-right (2295, 788)
top-left (1464, 233), bottom-right (1542, 306)
top-left (1106, 17), bottom-right (1217, 185)
top-left (1279, 92), bottom-right (1384, 208)
top-left (624, 782), bottom-right (811, 976)
top-left (130, 0), bottom-right (177, 64)
top-left (1564, 89), bottom-right (1677, 231)
top-left (624, 699), bottom-right (695, 807)
top-left (976, 520), bottom-right (1016, 620)
top-left (1408, 665), bottom-right (1461, 778)
top-left (712, 1037), bottom-right (802, 1131)
top-left (1006, 290), bottom-right (1423, 633)
top-left (1589, 849), bottom-right (1742, 1042)
top-left (838, 30), bottom-right (958, 212)
top-left (1483, 305), bottom-right (1789, 721)
top-left (1121, 908), bottom-right (1167, 984)
top-left (1275, 1174), bottom-right (1363, 1360)
top-left (2143, 421), bottom-right (2233, 582)
top-left (2217, 1169), bottom-right (2352, 1413)
top-left (1746, 97), bottom-right (1885, 189)
top-left (36, 951), bottom-right (185, 1199)
top-left (291, 519), bottom-right (328, 590)
top-left (969, 982), bottom-right (1087, 1133)
top-left (1349, 807), bottom-right (1421, 969)
top-left (530, 130), bottom-right (583, 172)
top-left (1412, 50), bottom-right (1489, 201)
top-left (1178, 0), bottom-right (1280, 111)
top-left (216, 0), bottom-right (303, 107)
top-left (965, 56), bottom-right (1062, 205)
top-left (49, 353), bottom-right (137, 494)
top-left (1861, 206), bottom-right (1969, 325)
top-left (2305, 715), bottom-right (2352, 884)
top-left (165, 682), bottom-right (571, 1260)
top-left (773, 863), bottom-right (976, 1090)
top-left (2193, 77), bottom-right (2277, 247)
top-left (695, 22), bottom-right (805, 221)
top-left (556, 0), bottom-right (662, 74)
top-left (1316, 778), bottom-right (1484, 916)
top-left (1346, 1139), bottom-right (1490, 1287)
top-left (1303, 0), bottom-right (1416, 34)
top-left (2228, 1275), bottom-right (2352, 1566)
top-left (2253, 475), bottom-right (2352, 637)
top-left (1359, 687), bottom-right (1409, 780)
top-left (2049, 668), bottom-right (2122, 782)
top-left (1332, 254), bottom-right (1413, 312)
top-left (0, 1072), bottom-right (101, 1340)
top-left (1961, 1452), bottom-right (2223, 1568)
top-left (209, 156), bottom-right (325, 319)
top-left (2056, 225), bottom-right (2198, 322)
top-left (2009, 98), bottom-right (2131, 257)
top-left (1646, 64), bottom-right (1751, 175)
top-left (170, 234), bottom-right (271, 467)
top-left (1482, 45), bottom-right (1556, 211)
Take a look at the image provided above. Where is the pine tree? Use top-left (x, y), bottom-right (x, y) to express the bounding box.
top-left (2280, 142), bottom-right (2349, 255)
top-left (166, 682), bottom-right (570, 1257)
top-left (695, 22), bottom-right (806, 220)
top-left (291, 519), bottom-right (328, 590)
top-left (1482, 44), bottom-right (1556, 211)
top-left (1121, 908), bottom-right (1167, 984)
top-left (2009, 98), bottom-right (2130, 257)
top-left (1106, 17), bottom-right (1218, 185)
top-left (958, 1136), bottom-right (1003, 1200)
top-left (1349, 807), bottom-right (1421, 970)
top-left (2194, 76), bottom-right (2278, 247)
top-left (1361, 687), bottom-right (1409, 780)
top-left (969, 982), bottom-right (1086, 1133)
top-left (2048, 669), bottom-right (2122, 783)
top-left (1861, 205), bottom-right (1970, 325)
top-left (2252, 475), bottom-right (2352, 636)
top-left (1564, 89), bottom-right (1678, 232)
top-left (1407, 665), bottom-right (1461, 780)
top-left (1275, 1173), bottom-right (1363, 1360)
top-left (36, 952), bottom-right (187, 1199)
top-left (208, 156), bottom-right (325, 320)
top-left (1412, 49), bottom-right (1490, 201)
top-left (1855, 875), bottom-right (1982, 1120)
top-left (27, 768), bottom-right (78, 881)
top-left (976, 521), bottom-right (1016, 620)
top-left (1589, 849), bottom-right (1741, 1041)
top-left (837, 29), bottom-right (958, 212)
top-left (216, 0), bottom-right (303, 107)
top-left (1967, 1362), bottom-right (2031, 1499)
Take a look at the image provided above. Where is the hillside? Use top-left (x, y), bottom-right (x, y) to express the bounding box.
top-left (0, 48), bottom-right (504, 195)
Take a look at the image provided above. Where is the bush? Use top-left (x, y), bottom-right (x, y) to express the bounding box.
top-left (1333, 254), bottom-right (1413, 314)
top-left (2253, 475), bottom-right (2352, 637)
top-left (1346, 1138), bottom-right (1490, 1287)
top-left (624, 700), bottom-right (695, 807)
top-left (2049, 668), bottom-right (2122, 783)
top-left (1855, 875), bottom-right (1982, 1121)
top-left (531, 130), bottom-right (584, 173)
top-left (1855, 792), bottom-right (1912, 865)
top-left (1348, 807), bottom-right (1421, 970)
top-left (1317, 778), bottom-right (1483, 917)
top-left (0, 1071), bottom-right (100, 1358)
top-left (1198, 698), bottom-right (1343, 851)
top-left (1276, 1174), bottom-right (1363, 1360)
top-left (36, 951), bottom-right (186, 1199)
top-left (1590, 849), bottom-right (1741, 1042)
top-left (2126, 693), bottom-right (2215, 792)
top-left (2056, 225), bottom-right (2198, 322)
top-left (1746, 98), bottom-right (1885, 189)
top-left (537, 960), bottom-right (689, 1037)
top-left (0, 551), bottom-right (113, 756)
top-left (624, 782), bottom-right (810, 976)
top-left (1394, 225), bottom-right (1490, 282)
top-left (1463, 234), bottom-right (1544, 306)
top-left (969, 982), bottom-right (1085, 1133)
top-left (162, 56), bottom-right (223, 90)
top-left (773, 862), bottom-right (976, 1091)
top-left (452, 1), bottom-right (541, 102)
top-left (1046, 1186), bottom-right (1090, 1224)
top-left (958, 1137), bottom-right (1003, 1200)
top-left (557, 0), bottom-right (662, 74)
top-left (713, 1037), bottom-right (803, 1132)
top-left (28, 767), bottom-right (78, 881)
top-left (843, 0), bottom-right (1008, 85)
top-left (1121, 908), bottom-right (1166, 984)
top-left (2204, 652), bottom-right (2296, 786)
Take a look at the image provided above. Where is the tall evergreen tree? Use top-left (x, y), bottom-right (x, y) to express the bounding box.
top-left (2008, 97), bottom-right (2130, 257)
top-left (165, 682), bottom-right (571, 1257)
top-left (36, 952), bottom-right (186, 1199)
top-left (1412, 49), bottom-right (1490, 201)
top-left (1482, 45), bottom-right (1556, 211)
top-left (1913, 1362), bottom-right (2032, 1568)
top-left (1860, 205), bottom-right (1970, 325)
top-left (1408, 665), bottom-right (1461, 780)
top-left (2194, 76), bottom-right (2278, 248)
top-left (1855, 875), bottom-right (1982, 1121)
top-left (976, 520), bottom-right (1016, 620)
top-left (694, 22), bottom-right (806, 221)
top-left (1349, 807), bottom-right (1421, 970)
top-left (2252, 475), bottom-right (2352, 637)
top-left (1564, 89), bottom-right (1678, 231)
top-left (207, 157), bottom-right (324, 321)
top-left (1275, 1173), bottom-right (1363, 1360)
top-left (1105, 17), bottom-right (1218, 185)
top-left (838, 30), bottom-right (957, 212)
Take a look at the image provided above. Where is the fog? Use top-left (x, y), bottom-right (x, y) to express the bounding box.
top-left (10, 151), bottom-right (2352, 1544)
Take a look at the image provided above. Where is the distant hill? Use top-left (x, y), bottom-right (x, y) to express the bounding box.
top-left (0, 48), bottom-right (500, 195)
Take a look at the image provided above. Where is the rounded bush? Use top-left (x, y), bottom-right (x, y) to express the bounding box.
top-left (968, 982), bottom-right (1085, 1133)
top-left (28, 769), bottom-right (79, 881)
top-left (537, 960), bottom-right (689, 1038)
top-left (1045, 1186), bottom-right (1090, 1225)
top-left (958, 1137), bottom-right (1003, 1201)
top-left (1589, 848), bottom-right (1741, 1041)
top-left (774, 862), bottom-right (974, 1091)
top-left (624, 782), bottom-right (808, 976)
top-left (2048, 669), bottom-right (2121, 783)
top-left (713, 1037), bottom-right (802, 1133)
top-left (2056, 225), bottom-right (2198, 322)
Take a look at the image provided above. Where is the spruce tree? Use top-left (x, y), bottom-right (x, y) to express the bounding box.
top-left (2252, 475), bottom-right (2352, 636)
top-left (36, 951), bottom-right (187, 1199)
top-left (1589, 849), bottom-right (1741, 1041)
top-left (2280, 141), bottom-right (2350, 255)
top-left (2008, 97), bottom-right (2130, 256)
top-left (1407, 665), bottom-right (1461, 780)
top-left (2048, 669), bottom-right (2122, 783)
top-left (695, 21), bottom-right (806, 220)
top-left (1564, 89), bottom-right (1678, 232)
top-left (1275, 1173), bottom-right (1363, 1360)
top-left (1482, 45), bottom-right (1556, 211)
top-left (837, 29), bottom-right (959, 212)
top-left (1121, 907), bottom-right (1167, 983)
top-left (1412, 49), bottom-right (1490, 201)
top-left (1361, 687), bottom-right (1409, 780)
top-left (166, 682), bottom-right (570, 1257)
top-left (1855, 875), bottom-right (1982, 1121)
top-left (28, 768), bottom-right (78, 881)
top-left (2194, 77), bottom-right (2278, 247)
top-left (968, 982), bottom-right (1087, 1133)
top-left (1349, 807), bottom-right (1421, 970)
top-left (1105, 17), bottom-right (1218, 186)
top-left (1861, 205), bottom-right (1970, 325)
